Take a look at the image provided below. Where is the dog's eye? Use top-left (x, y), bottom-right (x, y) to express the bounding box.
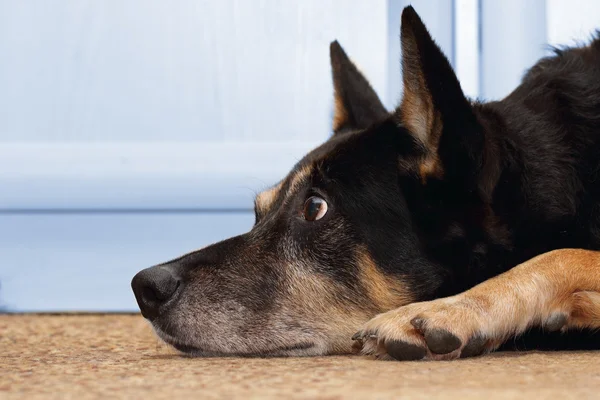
top-left (303, 196), bottom-right (328, 221)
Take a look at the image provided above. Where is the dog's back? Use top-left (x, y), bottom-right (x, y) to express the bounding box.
top-left (477, 36), bottom-right (600, 266)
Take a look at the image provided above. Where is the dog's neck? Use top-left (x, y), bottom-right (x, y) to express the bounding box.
top-left (421, 103), bottom-right (536, 294)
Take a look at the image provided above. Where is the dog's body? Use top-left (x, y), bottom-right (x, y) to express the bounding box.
top-left (132, 7), bottom-right (600, 360)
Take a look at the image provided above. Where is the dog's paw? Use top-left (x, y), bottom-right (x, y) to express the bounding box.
top-left (352, 297), bottom-right (500, 361)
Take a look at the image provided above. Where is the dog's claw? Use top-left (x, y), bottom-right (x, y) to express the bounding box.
top-left (410, 317), bottom-right (425, 331)
top-left (352, 330), bottom-right (377, 341)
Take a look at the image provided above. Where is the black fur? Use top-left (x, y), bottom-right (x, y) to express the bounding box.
top-left (329, 41), bottom-right (388, 134)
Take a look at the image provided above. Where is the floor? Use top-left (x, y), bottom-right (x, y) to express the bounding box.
top-left (2, 315), bottom-right (599, 399)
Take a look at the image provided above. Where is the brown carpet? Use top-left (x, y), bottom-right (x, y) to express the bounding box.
top-left (1, 315), bottom-right (599, 399)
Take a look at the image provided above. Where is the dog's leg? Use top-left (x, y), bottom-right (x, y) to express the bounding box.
top-left (354, 248), bottom-right (600, 360)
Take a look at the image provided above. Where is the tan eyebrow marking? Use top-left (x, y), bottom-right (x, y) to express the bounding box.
top-left (254, 164), bottom-right (314, 216)
top-left (255, 182), bottom-right (283, 215)
top-left (286, 164), bottom-right (313, 197)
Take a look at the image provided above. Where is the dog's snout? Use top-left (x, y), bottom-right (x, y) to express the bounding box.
top-left (131, 266), bottom-right (180, 320)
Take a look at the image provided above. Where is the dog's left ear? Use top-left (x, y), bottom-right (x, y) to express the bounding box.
top-left (330, 41), bottom-right (388, 135)
top-left (396, 6), bottom-right (483, 185)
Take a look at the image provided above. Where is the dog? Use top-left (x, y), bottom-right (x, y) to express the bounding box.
top-left (131, 6), bottom-right (600, 360)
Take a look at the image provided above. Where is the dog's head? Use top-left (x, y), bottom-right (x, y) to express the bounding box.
top-left (132, 6), bottom-right (490, 356)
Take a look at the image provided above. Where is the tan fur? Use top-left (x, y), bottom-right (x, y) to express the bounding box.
top-left (333, 95), bottom-right (349, 132)
top-left (282, 261), bottom-right (372, 354)
top-left (287, 164), bottom-right (313, 198)
top-left (572, 291), bottom-right (600, 323)
top-left (357, 250), bottom-right (412, 311)
top-left (398, 33), bottom-right (444, 182)
top-left (276, 249), bottom-right (413, 355)
top-left (417, 155), bottom-right (443, 183)
top-left (397, 153), bottom-right (444, 184)
top-left (357, 248), bottom-right (600, 360)
top-left (255, 165), bottom-right (312, 217)
top-left (255, 182), bottom-right (283, 215)
top-left (399, 30), bottom-right (432, 145)
top-left (400, 83), bottom-right (434, 146)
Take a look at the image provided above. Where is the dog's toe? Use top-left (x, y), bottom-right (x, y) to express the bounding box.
top-left (422, 328), bottom-right (462, 354)
top-left (460, 335), bottom-right (488, 358)
top-left (355, 296), bottom-right (502, 361)
top-left (411, 316), bottom-right (463, 354)
top-left (384, 339), bottom-right (427, 361)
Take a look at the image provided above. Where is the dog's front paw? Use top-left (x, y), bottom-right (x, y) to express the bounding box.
top-left (353, 298), bottom-right (499, 361)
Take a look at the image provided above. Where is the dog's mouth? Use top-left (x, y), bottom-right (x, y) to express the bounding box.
top-left (172, 341), bottom-right (316, 357)
top-left (152, 324), bottom-right (319, 357)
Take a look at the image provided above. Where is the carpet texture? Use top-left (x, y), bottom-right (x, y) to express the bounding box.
top-left (1, 315), bottom-right (599, 399)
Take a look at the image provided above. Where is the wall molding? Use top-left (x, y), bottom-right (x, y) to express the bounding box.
top-left (0, 141), bottom-right (319, 210)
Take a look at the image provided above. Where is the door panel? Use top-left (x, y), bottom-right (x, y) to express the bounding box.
top-left (0, 0), bottom-right (388, 143)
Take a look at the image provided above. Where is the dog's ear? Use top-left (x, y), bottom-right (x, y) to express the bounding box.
top-left (396, 6), bottom-right (483, 185)
top-left (330, 41), bottom-right (387, 135)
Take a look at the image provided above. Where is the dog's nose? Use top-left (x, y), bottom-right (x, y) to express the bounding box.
top-left (131, 266), bottom-right (180, 320)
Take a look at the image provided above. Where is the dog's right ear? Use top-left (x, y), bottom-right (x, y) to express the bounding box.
top-left (330, 41), bottom-right (387, 135)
